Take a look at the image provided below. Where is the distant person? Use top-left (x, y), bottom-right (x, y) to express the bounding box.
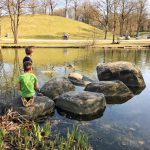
top-left (23, 47), bottom-right (33, 64)
top-left (18, 61), bottom-right (42, 107)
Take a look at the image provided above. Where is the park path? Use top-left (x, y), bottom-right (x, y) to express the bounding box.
top-left (1, 38), bottom-right (150, 43)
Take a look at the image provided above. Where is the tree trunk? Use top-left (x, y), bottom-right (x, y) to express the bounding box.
top-left (44, 6), bottom-right (47, 14)
top-left (74, 7), bottom-right (77, 20)
top-left (51, 5), bottom-right (53, 15)
top-left (112, 32), bottom-right (115, 43)
top-left (0, 18), bottom-right (1, 39)
top-left (65, 0), bottom-right (68, 18)
top-left (136, 24), bottom-right (140, 37)
top-left (104, 28), bottom-right (108, 39)
top-left (112, 16), bottom-right (116, 43)
top-left (32, 8), bottom-right (35, 15)
top-left (104, 0), bottom-right (109, 40)
top-left (48, 7), bottom-right (51, 15)
top-left (120, 20), bottom-right (124, 37)
top-left (112, 0), bottom-right (117, 44)
top-left (136, 1), bottom-right (145, 37)
top-left (14, 32), bottom-right (18, 44)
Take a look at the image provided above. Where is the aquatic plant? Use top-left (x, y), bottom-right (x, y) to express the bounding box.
top-left (0, 110), bottom-right (91, 150)
top-left (0, 128), bottom-right (6, 150)
top-left (42, 120), bottom-right (51, 137)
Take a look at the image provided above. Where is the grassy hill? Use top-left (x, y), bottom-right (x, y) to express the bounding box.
top-left (1, 15), bottom-right (110, 40)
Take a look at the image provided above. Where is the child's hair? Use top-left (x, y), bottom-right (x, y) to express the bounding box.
top-left (25, 46), bottom-right (33, 55)
top-left (23, 61), bottom-right (32, 72)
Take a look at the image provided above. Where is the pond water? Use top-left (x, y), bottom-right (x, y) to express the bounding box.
top-left (0, 48), bottom-right (150, 150)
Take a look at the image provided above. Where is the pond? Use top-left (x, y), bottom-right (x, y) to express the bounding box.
top-left (0, 48), bottom-right (150, 150)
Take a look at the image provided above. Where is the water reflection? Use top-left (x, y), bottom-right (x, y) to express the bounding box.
top-left (0, 48), bottom-right (150, 150)
top-left (106, 97), bottom-right (133, 105)
top-left (0, 49), bottom-right (22, 102)
top-left (0, 48), bottom-right (149, 102)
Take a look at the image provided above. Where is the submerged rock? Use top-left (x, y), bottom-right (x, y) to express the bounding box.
top-left (4, 96), bottom-right (55, 119)
top-left (57, 107), bottom-right (105, 121)
top-left (56, 91), bottom-right (106, 116)
top-left (41, 77), bottom-right (75, 100)
top-left (68, 72), bottom-right (94, 86)
top-left (96, 61), bottom-right (146, 94)
top-left (85, 81), bottom-right (134, 104)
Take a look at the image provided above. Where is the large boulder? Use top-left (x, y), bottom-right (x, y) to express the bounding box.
top-left (96, 61), bottom-right (146, 94)
top-left (41, 77), bottom-right (75, 100)
top-left (68, 73), bottom-right (94, 86)
top-left (56, 91), bottom-right (106, 116)
top-left (85, 81), bottom-right (134, 104)
top-left (4, 96), bottom-right (55, 120)
top-left (57, 107), bottom-right (105, 121)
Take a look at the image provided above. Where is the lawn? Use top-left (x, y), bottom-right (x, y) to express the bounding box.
top-left (1, 15), bottom-right (149, 48)
top-left (1, 15), bottom-right (111, 40)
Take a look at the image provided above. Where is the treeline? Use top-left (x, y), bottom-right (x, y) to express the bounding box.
top-left (0, 0), bottom-right (149, 43)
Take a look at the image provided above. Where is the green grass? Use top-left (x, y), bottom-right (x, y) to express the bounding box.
top-left (139, 32), bottom-right (150, 35)
top-left (1, 14), bottom-right (111, 40)
top-left (0, 121), bottom-right (90, 150)
top-left (1, 14), bottom-right (149, 47)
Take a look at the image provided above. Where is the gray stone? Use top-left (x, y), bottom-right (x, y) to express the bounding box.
top-left (5, 96), bottom-right (55, 120)
top-left (0, 102), bottom-right (5, 115)
top-left (41, 77), bottom-right (75, 100)
top-left (57, 107), bottom-right (105, 121)
top-left (56, 91), bottom-right (106, 115)
top-left (96, 61), bottom-right (146, 94)
top-left (68, 73), bottom-right (94, 86)
top-left (85, 81), bottom-right (134, 104)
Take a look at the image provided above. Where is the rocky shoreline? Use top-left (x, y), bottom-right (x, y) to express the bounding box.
top-left (0, 61), bottom-right (146, 120)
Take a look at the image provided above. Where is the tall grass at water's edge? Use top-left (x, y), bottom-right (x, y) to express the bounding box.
top-left (0, 111), bottom-right (91, 150)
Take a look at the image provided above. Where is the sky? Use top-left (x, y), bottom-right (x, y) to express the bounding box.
top-left (57, 0), bottom-right (150, 8)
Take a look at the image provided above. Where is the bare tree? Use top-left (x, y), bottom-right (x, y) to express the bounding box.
top-left (79, 1), bottom-right (94, 24)
top-left (65, 0), bottom-right (71, 18)
top-left (94, 0), bottom-right (112, 39)
top-left (124, 12), bottom-right (136, 36)
top-left (112, 0), bottom-right (119, 43)
top-left (38, 0), bottom-right (57, 15)
top-left (47, 0), bottom-right (57, 15)
top-left (53, 8), bottom-right (64, 17)
top-left (136, 0), bottom-right (147, 37)
top-left (71, 0), bottom-right (80, 20)
top-left (6, 0), bottom-right (26, 44)
top-left (118, 0), bottom-right (134, 37)
top-left (27, 0), bottom-right (39, 15)
top-left (39, 0), bottom-right (48, 14)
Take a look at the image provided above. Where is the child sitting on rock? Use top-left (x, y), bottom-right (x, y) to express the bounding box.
top-left (18, 61), bottom-right (42, 107)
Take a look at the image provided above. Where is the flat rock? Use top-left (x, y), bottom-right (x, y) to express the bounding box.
top-left (85, 81), bottom-right (134, 104)
top-left (41, 77), bottom-right (75, 100)
top-left (4, 96), bottom-right (55, 120)
top-left (68, 72), bottom-right (94, 86)
top-left (96, 61), bottom-right (146, 94)
top-left (56, 91), bottom-right (106, 116)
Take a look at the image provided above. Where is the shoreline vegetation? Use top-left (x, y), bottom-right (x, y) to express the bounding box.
top-left (0, 39), bottom-right (150, 49)
top-left (0, 110), bottom-right (91, 150)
